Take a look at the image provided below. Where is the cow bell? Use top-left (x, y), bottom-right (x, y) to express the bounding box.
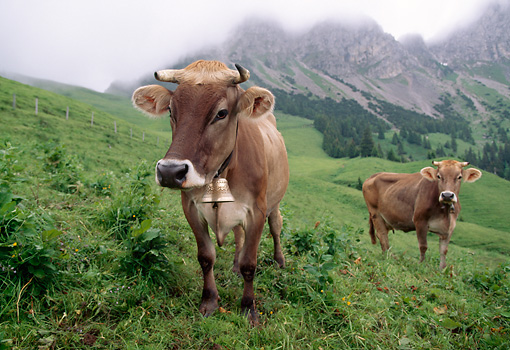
top-left (201, 178), bottom-right (235, 204)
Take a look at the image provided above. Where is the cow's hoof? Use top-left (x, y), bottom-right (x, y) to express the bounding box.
top-left (242, 306), bottom-right (260, 327)
top-left (274, 253), bottom-right (285, 269)
top-left (199, 299), bottom-right (219, 317)
top-left (232, 263), bottom-right (241, 276)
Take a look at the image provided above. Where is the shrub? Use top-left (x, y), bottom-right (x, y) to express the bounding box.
top-left (0, 144), bottom-right (63, 294)
top-left (96, 162), bottom-right (160, 239)
top-left (117, 219), bottom-right (169, 281)
top-left (39, 142), bottom-right (83, 193)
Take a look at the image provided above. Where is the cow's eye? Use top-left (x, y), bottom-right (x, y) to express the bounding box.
top-left (214, 109), bottom-right (228, 122)
top-left (458, 175), bottom-right (462, 180)
top-left (437, 174), bottom-right (441, 180)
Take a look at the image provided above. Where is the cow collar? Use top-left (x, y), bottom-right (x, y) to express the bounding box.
top-left (214, 122), bottom-right (238, 179)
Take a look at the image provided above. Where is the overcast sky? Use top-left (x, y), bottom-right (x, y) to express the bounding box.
top-left (0, 0), bottom-right (504, 92)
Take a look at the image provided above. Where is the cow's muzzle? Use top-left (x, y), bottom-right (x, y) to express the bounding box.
top-left (439, 191), bottom-right (457, 203)
top-left (155, 159), bottom-right (206, 189)
top-left (156, 161), bottom-right (188, 188)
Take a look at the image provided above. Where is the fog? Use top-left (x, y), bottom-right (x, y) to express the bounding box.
top-left (0, 0), bottom-right (502, 92)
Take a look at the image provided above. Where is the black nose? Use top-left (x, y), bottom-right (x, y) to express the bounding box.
top-left (156, 162), bottom-right (188, 188)
top-left (441, 192), bottom-right (454, 201)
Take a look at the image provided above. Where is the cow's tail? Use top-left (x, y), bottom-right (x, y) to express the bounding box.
top-left (369, 216), bottom-right (377, 245)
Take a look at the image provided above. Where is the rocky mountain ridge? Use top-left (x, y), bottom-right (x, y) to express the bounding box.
top-left (109, 1), bottom-right (510, 128)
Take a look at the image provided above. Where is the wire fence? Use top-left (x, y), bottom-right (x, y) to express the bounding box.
top-left (10, 93), bottom-right (169, 147)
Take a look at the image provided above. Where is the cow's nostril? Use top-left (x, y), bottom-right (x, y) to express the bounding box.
top-left (441, 192), bottom-right (455, 201)
top-left (175, 164), bottom-right (188, 181)
top-left (157, 162), bottom-right (189, 188)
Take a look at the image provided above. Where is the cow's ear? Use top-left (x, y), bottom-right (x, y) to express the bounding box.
top-left (132, 85), bottom-right (172, 118)
top-left (420, 167), bottom-right (436, 182)
top-left (237, 87), bottom-right (275, 119)
top-left (463, 168), bottom-right (482, 183)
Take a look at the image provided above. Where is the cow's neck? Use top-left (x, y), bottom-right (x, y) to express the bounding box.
top-left (215, 122), bottom-right (239, 179)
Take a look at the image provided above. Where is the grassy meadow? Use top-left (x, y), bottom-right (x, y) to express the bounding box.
top-left (0, 76), bottom-right (509, 349)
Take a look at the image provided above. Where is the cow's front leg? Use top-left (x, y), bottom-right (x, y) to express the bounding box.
top-left (196, 232), bottom-right (219, 316)
top-left (438, 233), bottom-right (452, 270)
top-left (182, 195), bottom-right (219, 317)
top-left (239, 210), bottom-right (265, 326)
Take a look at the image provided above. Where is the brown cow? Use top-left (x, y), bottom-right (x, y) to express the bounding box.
top-left (362, 160), bottom-right (481, 269)
top-left (132, 60), bottom-right (289, 324)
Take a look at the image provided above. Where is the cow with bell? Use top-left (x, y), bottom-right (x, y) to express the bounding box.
top-left (132, 60), bottom-right (289, 325)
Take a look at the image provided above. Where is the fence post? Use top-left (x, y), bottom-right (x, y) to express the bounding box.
top-left (35, 98), bottom-right (38, 115)
top-left (114, 121), bottom-right (117, 133)
top-left (66, 107), bottom-right (69, 120)
top-left (91, 112), bottom-right (94, 126)
top-left (12, 94), bottom-right (16, 109)
top-left (143, 132), bottom-right (145, 142)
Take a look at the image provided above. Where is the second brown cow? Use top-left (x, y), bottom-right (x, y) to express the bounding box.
top-left (362, 160), bottom-right (481, 269)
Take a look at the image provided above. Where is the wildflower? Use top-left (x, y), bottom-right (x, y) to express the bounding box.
top-left (12, 242), bottom-right (17, 247)
top-left (133, 215), bottom-right (136, 218)
top-left (321, 290), bottom-right (324, 293)
top-left (347, 301), bottom-right (351, 306)
top-left (342, 297), bottom-right (345, 301)
top-left (75, 249), bottom-right (79, 252)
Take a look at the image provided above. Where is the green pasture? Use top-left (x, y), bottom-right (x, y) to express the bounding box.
top-left (0, 76), bottom-right (508, 349)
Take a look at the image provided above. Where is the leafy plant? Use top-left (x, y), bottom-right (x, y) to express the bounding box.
top-left (39, 142), bottom-right (83, 193)
top-left (284, 222), bottom-right (359, 289)
top-left (96, 162), bottom-right (160, 239)
top-left (118, 219), bottom-right (169, 280)
top-left (89, 170), bottom-right (114, 196)
top-left (0, 144), bottom-right (63, 292)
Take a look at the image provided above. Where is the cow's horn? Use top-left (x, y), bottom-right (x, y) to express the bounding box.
top-left (154, 69), bottom-right (180, 83)
top-left (233, 64), bottom-right (250, 84)
top-left (460, 162), bottom-right (470, 167)
top-left (432, 161), bottom-right (440, 167)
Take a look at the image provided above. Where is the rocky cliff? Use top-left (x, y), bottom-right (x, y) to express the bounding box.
top-left (110, 1), bottom-right (510, 126)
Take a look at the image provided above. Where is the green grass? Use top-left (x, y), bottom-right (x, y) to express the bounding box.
top-left (1, 76), bottom-right (509, 349)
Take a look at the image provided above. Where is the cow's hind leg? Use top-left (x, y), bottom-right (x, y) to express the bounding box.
top-left (415, 224), bottom-right (428, 264)
top-left (232, 225), bottom-right (245, 275)
top-left (371, 213), bottom-right (390, 252)
top-left (268, 208), bottom-right (285, 268)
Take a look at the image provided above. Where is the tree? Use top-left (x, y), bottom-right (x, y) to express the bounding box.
top-left (397, 142), bottom-right (406, 155)
top-left (451, 134), bottom-right (458, 153)
top-left (377, 125), bottom-right (385, 140)
top-left (360, 126), bottom-right (375, 157)
top-left (387, 148), bottom-right (399, 162)
top-left (391, 132), bottom-right (400, 145)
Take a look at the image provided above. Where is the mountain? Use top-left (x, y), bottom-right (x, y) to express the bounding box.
top-left (112, 1), bottom-right (509, 126)
top-left (430, 1), bottom-right (510, 66)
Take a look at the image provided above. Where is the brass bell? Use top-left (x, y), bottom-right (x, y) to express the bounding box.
top-left (201, 178), bottom-right (235, 203)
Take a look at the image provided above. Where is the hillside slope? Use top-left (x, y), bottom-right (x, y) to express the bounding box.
top-left (1, 76), bottom-right (508, 349)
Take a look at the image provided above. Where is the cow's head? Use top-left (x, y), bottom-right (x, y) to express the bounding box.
top-left (420, 160), bottom-right (482, 205)
top-left (132, 60), bottom-right (275, 189)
